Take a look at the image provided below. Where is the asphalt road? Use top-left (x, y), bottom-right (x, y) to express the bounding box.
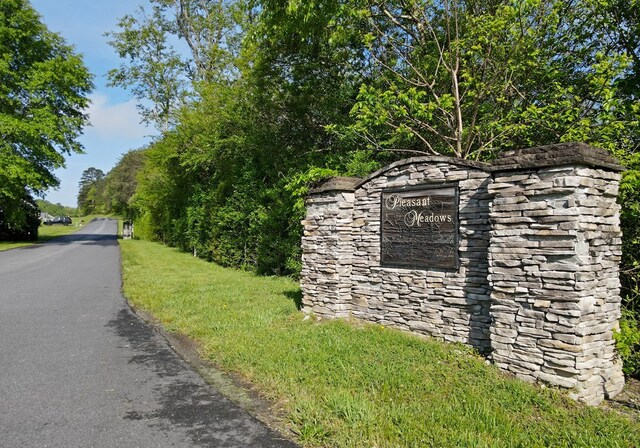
top-left (0, 218), bottom-right (297, 448)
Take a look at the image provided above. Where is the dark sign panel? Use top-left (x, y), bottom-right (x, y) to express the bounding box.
top-left (381, 184), bottom-right (459, 270)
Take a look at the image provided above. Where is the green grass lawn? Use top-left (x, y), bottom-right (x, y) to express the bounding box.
top-left (0, 215), bottom-right (108, 251)
top-left (120, 238), bottom-right (639, 447)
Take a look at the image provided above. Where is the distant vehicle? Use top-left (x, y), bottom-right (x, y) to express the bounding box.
top-left (43, 216), bottom-right (72, 226)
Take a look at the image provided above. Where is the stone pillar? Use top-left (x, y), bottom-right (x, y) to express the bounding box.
top-left (301, 178), bottom-right (360, 318)
top-left (488, 143), bottom-right (625, 405)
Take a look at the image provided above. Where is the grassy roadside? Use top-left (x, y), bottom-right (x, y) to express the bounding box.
top-left (0, 215), bottom-right (112, 251)
top-left (119, 238), bottom-right (640, 447)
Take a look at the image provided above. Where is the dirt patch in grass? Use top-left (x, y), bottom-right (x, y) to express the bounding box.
top-left (606, 378), bottom-right (640, 421)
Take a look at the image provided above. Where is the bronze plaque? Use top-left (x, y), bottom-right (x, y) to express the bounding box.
top-left (381, 184), bottom-right (459, 269)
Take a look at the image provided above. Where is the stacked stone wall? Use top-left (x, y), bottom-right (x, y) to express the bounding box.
top-left (301, 181), bottom-right (357, 318)
top-left (488, 165), bottom-right (625, 403)
top-left (350, 159), bottom-right (493, 352)
top-left (300, 143), bottom-right (625, 405)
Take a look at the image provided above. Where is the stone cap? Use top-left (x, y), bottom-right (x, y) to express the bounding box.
top-left (358, 155), bottom-right (490, 188)
top-left (491, 142), bottom-right (625, 172)
top-left (309, 177), bottom-right (361, 195)
top-left (308, 143), bottom-right (623, 196)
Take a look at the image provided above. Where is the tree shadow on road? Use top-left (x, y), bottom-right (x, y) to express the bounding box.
top-left (15, 232), bottom-right (118, 248)
top-left (106, 307), bottom-right (298, 448)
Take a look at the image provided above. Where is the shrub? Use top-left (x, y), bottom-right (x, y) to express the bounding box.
top-left (615, 309), bottom-right (640, 377)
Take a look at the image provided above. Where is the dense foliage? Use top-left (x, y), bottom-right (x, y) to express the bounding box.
top-left (36, 199), bottom-right (77, 217)
top-left (0, 0), bottom-right (92, 240)
top-left (77, 167), bottom-right (105, 215)
top-left (343, 0), bottom-right (638, 160)
top-left (0, 192), bottom-right (38, 241)
top-left (616, 153), bottom-right (640, 377)
top-left (101, 0), bottom-right (640, 374)
top-left (76, 150), bottom-right (147, 217)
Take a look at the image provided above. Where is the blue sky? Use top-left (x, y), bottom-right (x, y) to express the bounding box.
top-left (30, 0), bottom-right (158, 207)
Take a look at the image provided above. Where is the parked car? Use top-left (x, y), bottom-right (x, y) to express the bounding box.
top-left (44, 216), bottom-right (72, 226)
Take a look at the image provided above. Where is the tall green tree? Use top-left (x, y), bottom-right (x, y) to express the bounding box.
top-left (0, 0), bottom-right (92, 239)
top-left (596, 0), bottom-right (639, 101)
top-left (106, 0), bottom-right (246, 131)
top-left (102, 149), bottom-right (147, 218)
top-left (115, 0), bottom-right (640, 279)
top-left (595, 0), bottom-right (640, 160)
top-left (340, 0), bottom-right (638, 160)
top-left (77, 167), bottom-right (105, 215)
top-left (165, 0), bottom-right (245, 82)
top-left (106, 5), bottom-right (189, 131)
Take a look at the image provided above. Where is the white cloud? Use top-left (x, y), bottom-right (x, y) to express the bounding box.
top-left (84, 93), bottom-right (151, 139)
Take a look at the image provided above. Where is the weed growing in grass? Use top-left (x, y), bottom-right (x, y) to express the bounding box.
top-left (119, 239), bottom-right (640, 447)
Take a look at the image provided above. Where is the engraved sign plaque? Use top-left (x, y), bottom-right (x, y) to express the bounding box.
top-left (381, 184), bottom-right (459, 269)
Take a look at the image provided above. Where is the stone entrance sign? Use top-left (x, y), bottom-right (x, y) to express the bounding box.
top-left (300, 143), bottom-right (625, 405)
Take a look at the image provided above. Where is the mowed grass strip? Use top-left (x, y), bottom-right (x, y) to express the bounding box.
top-left (120, 238), bottom-right (640, 448)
